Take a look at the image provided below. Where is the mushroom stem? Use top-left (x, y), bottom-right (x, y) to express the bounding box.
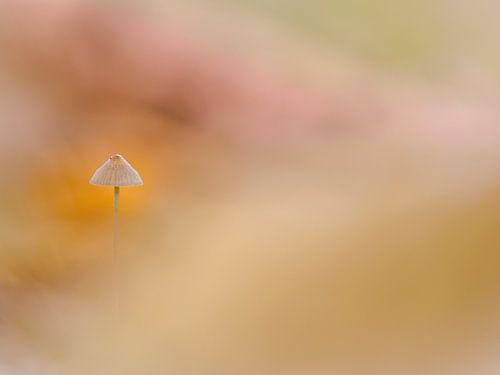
top-left (113, 186), bottom-right (120, 308)
top-left (114, 185), bottom-right (120, 216)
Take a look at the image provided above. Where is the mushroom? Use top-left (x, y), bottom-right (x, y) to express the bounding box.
top-left (90, 153), bottom-right (143, 212)
top-left (90, 154), bottom-right (143, 306)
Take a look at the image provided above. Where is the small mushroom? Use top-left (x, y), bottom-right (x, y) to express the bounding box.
top-left (90, 154), bottom-right (143, 308)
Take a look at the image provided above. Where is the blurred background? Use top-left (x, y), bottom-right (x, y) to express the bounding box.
top-left (0, 0), bottom-right (500, 374)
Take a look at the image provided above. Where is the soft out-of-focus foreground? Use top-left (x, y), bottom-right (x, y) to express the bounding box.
top-left (0, 0), bottom-right (500, 374)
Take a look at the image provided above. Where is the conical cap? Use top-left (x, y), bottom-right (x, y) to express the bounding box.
top-left (90, 154), bottom-right (143, 187)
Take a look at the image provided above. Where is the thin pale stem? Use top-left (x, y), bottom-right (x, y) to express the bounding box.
top-left (114, 186), bottom-right (120, 240)
top-left (113, 186), bottom-right (120, 309)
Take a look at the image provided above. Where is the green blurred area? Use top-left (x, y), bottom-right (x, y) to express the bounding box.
top-left (206, 0), bottom-right (499, 85)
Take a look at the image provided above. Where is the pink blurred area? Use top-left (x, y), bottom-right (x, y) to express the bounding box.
top-left (0, 0), bottom-right (500, 374)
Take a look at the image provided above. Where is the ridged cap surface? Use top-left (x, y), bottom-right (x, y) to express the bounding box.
top-left (90, 154), bottom-right (143, 187)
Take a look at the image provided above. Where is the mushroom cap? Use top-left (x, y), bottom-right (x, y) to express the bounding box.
top-left (90, 154), bottom-right (143, 187)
